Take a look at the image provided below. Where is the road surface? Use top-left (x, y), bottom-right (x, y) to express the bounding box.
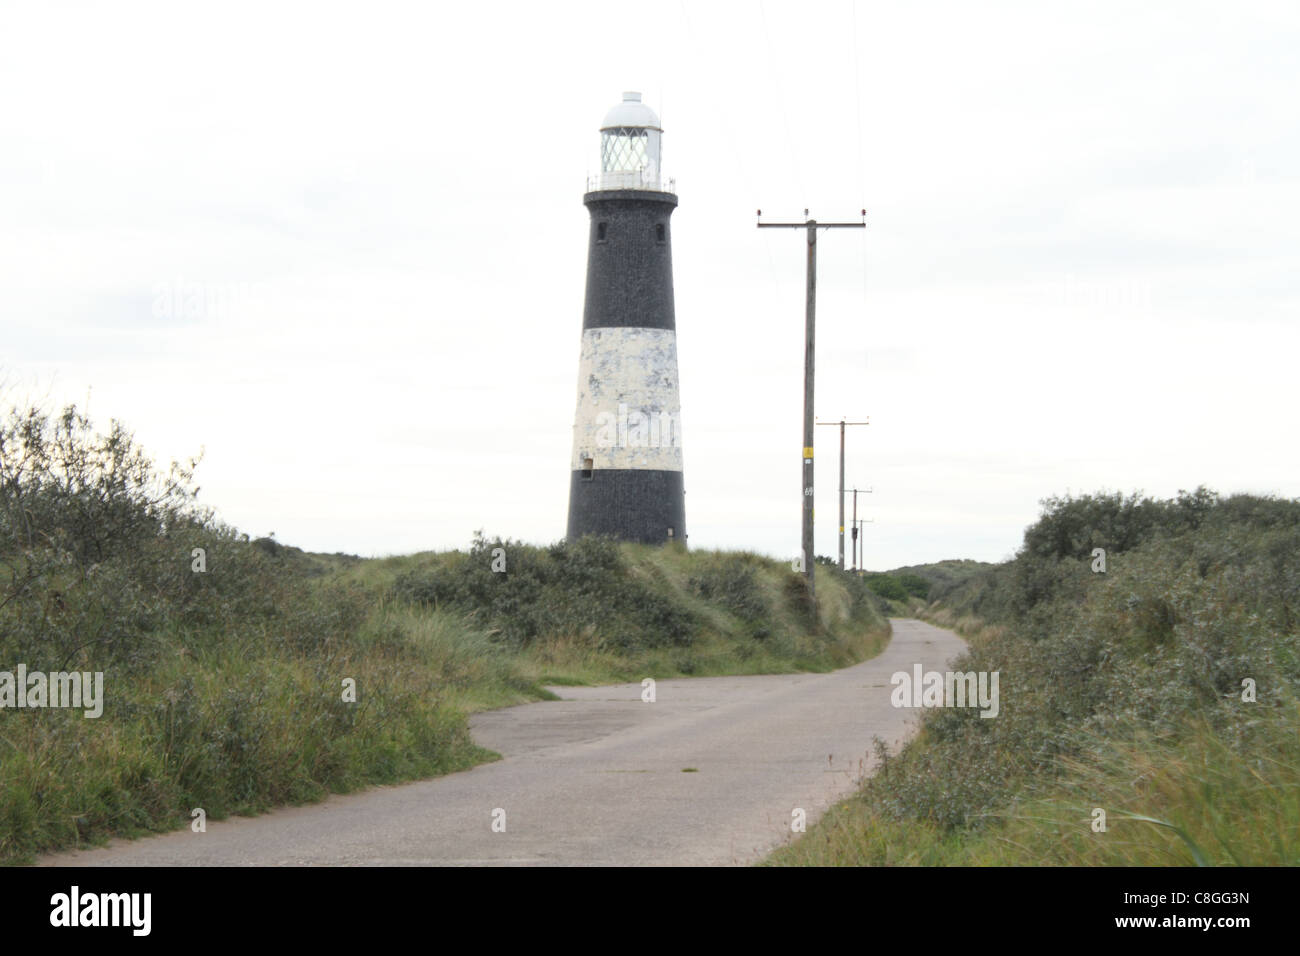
top-left (42, 618), bottom-right (965, 866)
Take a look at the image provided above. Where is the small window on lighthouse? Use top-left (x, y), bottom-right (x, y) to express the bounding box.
top-left (597, 222), bottom-right (607, 242)
top-left (581, 457), bottom-right (594, 480)
top-left (656, 223), bottom-right (665, 243)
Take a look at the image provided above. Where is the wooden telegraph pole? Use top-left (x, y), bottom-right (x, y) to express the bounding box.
top-left (848, 486), bottom-right (872, 570)
top-left (818, 419), bottom-right (869, 570)
top-left (757, 209), bottom-right (865, 598)
top-left (855, 517), bottom-right (874, 571)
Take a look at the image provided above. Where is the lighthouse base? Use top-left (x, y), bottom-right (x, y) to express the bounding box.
top-left (566, 469), bottom-right (686, 545)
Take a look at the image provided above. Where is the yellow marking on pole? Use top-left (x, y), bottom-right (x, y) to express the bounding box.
top-left (803, 447), bottom-right (814, 458)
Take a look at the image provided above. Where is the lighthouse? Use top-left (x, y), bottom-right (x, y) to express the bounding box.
top-left (566, 92), bottom-right (686, 545)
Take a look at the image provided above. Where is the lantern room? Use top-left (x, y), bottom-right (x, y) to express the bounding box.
top-left (597, 91), bottom-right (669, 192)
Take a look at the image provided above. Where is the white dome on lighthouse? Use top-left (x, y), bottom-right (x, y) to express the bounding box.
top-left (601, 91), bottom-right (661, 131)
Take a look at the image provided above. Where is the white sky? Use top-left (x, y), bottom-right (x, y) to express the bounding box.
top-left (3, 1), bottom-right (1298, 569)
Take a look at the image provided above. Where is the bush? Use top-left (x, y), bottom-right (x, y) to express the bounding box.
top-left (840, 488), bottom-right (1300, 841)
top-left (896, 573), bottom-right (931, 600)
top-left (0, 401), bottom-right (479, 862)
top-left (688, 554), bottom-right (769, 622)
top-left (864, 573), bottom-right (908, 602)
top-left (393, 532), bottom-right (700, 649)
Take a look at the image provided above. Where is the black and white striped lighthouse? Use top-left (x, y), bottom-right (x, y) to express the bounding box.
top-left (567, 92), bottom-right (686, 546)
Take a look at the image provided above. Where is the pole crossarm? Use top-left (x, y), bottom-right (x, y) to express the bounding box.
top-left (757, 209), bottom-right (866, 230)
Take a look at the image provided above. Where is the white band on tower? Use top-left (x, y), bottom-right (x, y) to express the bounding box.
top-left (571, 327), bottom-right (684, 473)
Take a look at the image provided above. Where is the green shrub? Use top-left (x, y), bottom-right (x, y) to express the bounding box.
top-left (687, 554), bottom-right (769, 622)
top-left (783, 487), bottom-right (1300, 863)
top-left (393, 532), bottom-right (700, 649)
top-left (0, 402), bottom-right (483, 863)
top-left (896, 573), bottom-right (931, 599)
top-left (864, 573), bottom-right (908, 602)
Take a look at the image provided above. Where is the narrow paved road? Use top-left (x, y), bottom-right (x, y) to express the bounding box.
top-left (43, 619), bottom-right (965, 866)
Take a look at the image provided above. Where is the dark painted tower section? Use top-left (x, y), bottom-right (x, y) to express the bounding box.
top-left (567, 93), bottom-right (686, 545)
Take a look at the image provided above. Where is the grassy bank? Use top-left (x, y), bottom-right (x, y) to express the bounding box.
top-left (355, 537), bottom-right (887, 692)
top-left (769, 488), bottom-right (1300, 865)
top-left (0, 403), bottom-right (888, 863)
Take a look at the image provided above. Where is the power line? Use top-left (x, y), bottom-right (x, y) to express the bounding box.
top-left (758, 0), bottom-right (806, 200)
top-left (849, 0), bottom-right (865, 206)
top-left (677, 0), bottom-right (789, 333)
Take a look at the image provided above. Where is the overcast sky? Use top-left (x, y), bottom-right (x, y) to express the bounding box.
top-left (3, 1), bottom-right (1298, 569)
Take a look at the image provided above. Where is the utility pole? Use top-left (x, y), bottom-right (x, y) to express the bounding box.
top-left (855, 517), bottom-right (874, 571)
top-left (848, 486), bottom-right (872, 569)
top-left (758, 208), bottom-right (865, 597)
top-left (818, 419), bottom-right (869, 570)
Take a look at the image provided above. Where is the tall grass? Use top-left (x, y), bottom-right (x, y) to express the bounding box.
top-left (769, 488), bottom-right (1300, 866)
top-left (768, 707), bottom-right (1300, 866)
